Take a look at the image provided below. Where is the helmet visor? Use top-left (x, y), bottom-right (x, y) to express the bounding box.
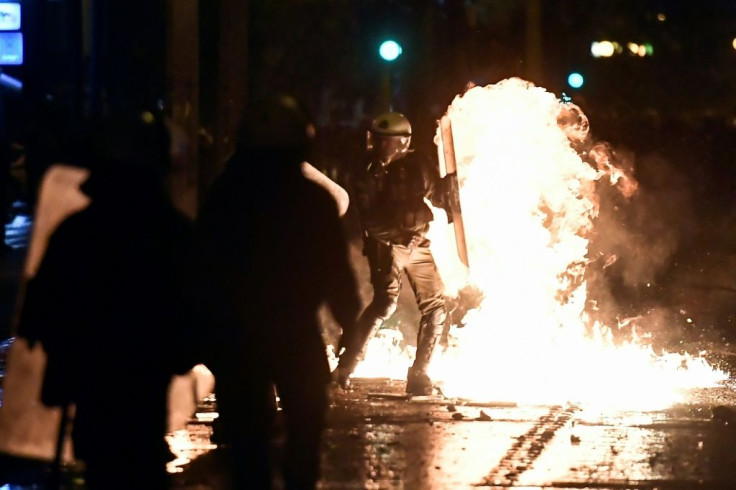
top-left (367, 133), bottom-right (410, 163)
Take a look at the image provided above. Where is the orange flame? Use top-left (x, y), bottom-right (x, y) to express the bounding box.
top-left (355, 78), bottom-right (725, 409)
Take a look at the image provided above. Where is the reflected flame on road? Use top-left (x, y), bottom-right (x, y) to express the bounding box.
top-left (353, 78), bottom-right (726, 410)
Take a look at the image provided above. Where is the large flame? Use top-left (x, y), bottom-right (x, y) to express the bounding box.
top-left (353, 78), bottom-right (726, 409)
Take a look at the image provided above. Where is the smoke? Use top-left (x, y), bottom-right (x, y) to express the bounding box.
top-left (585, 147), bottom-right (697, 341)
top-left (438, 78), bottom-right (701, 352)
top-left (596, 151), bottom-right (692, 285)
top-left (347, 78), bottom-right (727, 399)
top-left (554, 97), bottom-right (701, 347)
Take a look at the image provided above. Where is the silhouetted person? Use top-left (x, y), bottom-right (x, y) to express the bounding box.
top-left (17, 111), bottom-right (205, 490)
top-left (198, 94), bottom-right (361, 489)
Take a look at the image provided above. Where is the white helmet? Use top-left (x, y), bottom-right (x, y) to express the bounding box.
top-left (366, 111), bottom-right (412, 165)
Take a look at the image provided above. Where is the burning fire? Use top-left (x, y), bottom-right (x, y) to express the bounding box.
top-left (352, 78), bottom-right (726, 409)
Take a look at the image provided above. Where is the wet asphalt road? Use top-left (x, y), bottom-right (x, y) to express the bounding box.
top-left (168, 377), bottom-right (736, 490)
top-left (4, 214), bottom-right (736, 489)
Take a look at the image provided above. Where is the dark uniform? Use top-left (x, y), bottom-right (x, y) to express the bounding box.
top-left (339, 139), bottom-right (450, 395)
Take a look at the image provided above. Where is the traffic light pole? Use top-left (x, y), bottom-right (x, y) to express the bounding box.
top-left (380, 65), bottom-right (392, 112)
top-left (378, 39), bottom-right (402, 112)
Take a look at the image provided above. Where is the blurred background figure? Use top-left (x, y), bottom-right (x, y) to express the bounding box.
top-left (16, 110), bottom-right (206, 490)
top-left (198, 94), bottom-right (360, 489)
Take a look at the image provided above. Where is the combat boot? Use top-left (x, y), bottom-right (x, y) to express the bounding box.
top-left (406, 366), bottom-right (434, 396)
top-left (406, 313), bottom-right (444, 396)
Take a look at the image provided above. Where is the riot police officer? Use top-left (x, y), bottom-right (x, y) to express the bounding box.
top-left (337, 111), bottom-right (450, 396)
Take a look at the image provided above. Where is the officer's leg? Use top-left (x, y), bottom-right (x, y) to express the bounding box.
top-left (338, 241), bottom-right (406, 374)
top-left (405, 244), bottom-right (447, 395)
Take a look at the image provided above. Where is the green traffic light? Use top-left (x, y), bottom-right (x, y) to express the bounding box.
top-left (567, 72), bottom-right (584, 89)
top-left (379, 40), bottom-right (402, 62)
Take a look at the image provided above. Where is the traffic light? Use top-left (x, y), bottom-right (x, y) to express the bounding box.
top-left (378, 39), bottom-right (402, 62)
top-left (567, 72), bottom-right (584, 89)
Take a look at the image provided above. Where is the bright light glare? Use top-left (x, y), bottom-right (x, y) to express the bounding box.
top-left (567, 72), bottom-right (584, 88)
top-left (0, 72), bottom-right (21, 91)
top-left (430, 78), bottom-right (725, 408)
top-left (352, 77), bottom-right (727, 411)
top-left (732, 37), bottom-right (736, 50)
top-left (627, 42), bottom-right (652, 57)
top-left (0, 3), bottom-right (20, 30)
top-left (379, 40), bottom-right (402, 62)
top-left (590, 41), bottom-right (615, 58)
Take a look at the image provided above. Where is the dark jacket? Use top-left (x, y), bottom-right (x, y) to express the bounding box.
top-left (198, 149), bottom-right (361, 378)
top-left (17, 166), bottom-right (206, 464)
top-left (353, 151), bottom-right (448, 246)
